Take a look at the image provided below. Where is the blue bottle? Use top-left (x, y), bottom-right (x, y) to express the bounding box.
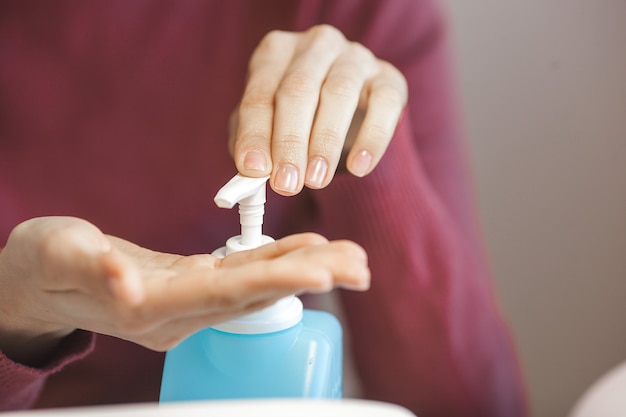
top-left (160, 174), bottom-right (343, 402)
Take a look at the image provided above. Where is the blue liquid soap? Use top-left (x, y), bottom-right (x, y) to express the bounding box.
top-left (159, 174), bottom-right (343, 402)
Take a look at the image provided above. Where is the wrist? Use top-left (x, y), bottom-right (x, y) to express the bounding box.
top-left (0, 235), bottom-right (76, 367)
top-left (0, 319), bottom-right (75, 368)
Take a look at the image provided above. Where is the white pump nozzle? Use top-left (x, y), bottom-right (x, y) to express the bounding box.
top-left (212, 173), bottom-right (304, 334)
top-left (214, 174), bottom-right (271, 250)
top-left (214, 174), bottom-right (270, 209)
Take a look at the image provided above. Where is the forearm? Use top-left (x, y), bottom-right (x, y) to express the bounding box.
top-left (0, 246), bottom-right (95, 411)
top-left (0, 242), bottom-right (78, 367)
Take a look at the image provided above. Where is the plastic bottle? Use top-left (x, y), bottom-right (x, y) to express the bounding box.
top-left (159, 174), bottom-right (343, 402)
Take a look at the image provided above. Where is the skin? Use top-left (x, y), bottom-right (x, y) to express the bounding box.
top-left (0, 25), bottom-right (406, 367)
top-left (230, 25), bottom-right (408, 194)
top-left (0, 217), bottom-right (369, 366)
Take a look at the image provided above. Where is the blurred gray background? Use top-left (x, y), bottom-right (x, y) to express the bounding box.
top-left (444, 1), bottom-right (626, 416)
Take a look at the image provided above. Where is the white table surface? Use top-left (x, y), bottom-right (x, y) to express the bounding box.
top-left (1, 399), bottom-right (416, 417)
top-left (569, 360), bottom-right (626, 417)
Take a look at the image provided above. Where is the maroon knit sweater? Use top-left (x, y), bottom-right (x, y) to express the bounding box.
top-left (0, 1), bottom-right (527, 416)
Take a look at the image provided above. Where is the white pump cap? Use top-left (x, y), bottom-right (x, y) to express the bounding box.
top-left (214, 174), bottom-right (272, 251)
top-left (211, 173), bottom-right (303, 334)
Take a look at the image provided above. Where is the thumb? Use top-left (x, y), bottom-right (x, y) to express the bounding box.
top-left (100, 248), bottom-right (145, 306)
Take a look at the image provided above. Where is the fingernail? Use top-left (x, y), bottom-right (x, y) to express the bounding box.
top-left (275, 164), bottom-right (299, 193)
top-left (305, 156), bottom-right (328, 188)
top-left (243, 149), bottom-right (267, 172)
top-left (350, 150), bottom-right (372, 177)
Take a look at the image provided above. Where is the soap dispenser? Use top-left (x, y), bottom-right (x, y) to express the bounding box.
top-left (159, 174), bottom-right (343, 402)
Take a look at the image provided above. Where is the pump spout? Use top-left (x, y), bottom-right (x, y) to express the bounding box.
top-left (214, 174), bottom-right (270, 249)
top-left (214, 174), bottom-right (270, 209)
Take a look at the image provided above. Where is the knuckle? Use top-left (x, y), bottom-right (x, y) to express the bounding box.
top-left (349, 41), bottom-right (374, 60)
top-left (323, 73), bottom-right (360, 99)
top-left (254, 30), bottom-right (288, 59)
top-left (240, 85), bottom-right (274, 110)
top-left (37, 234), bottom-right (59, 265)
top-left (307, 24), bottom-right (344, 43)
top-left (277, 70), bottom-right (317, 100)
top-left (298, 232), bottom-right (329, 246)
top-left (274, 132), bottom-right (305, 160)
top-left (345, 42), bottom-right (377, 71)
top-left (36, 224), bottom-right (61, 249)
top-left (314, 127), bottom-right (343, 150)
top-left (371, 82), bottom-right (405, 109)
top-left (237, 132), bottom-right (270, 151)
top-left (176, 254), bottom-right (214, 269)
top-left (379, 62), bottom-right (409, 101)
top-left (382, 60), bottom-right (405, 78)
top-left (260, 29), bottom-right (288, 49)
top-left (250, 30), bottom-right (293, 70)
top-left (364, 123), bottom-right (391, 143)
top-left (9, 218), bottom-right (37, 241)
top-left (198, 278), bottom-right (240, 311)
top-left (36, 226), bottom-right (75, 263)
top-left (35, 217), bottom-right (101, 255)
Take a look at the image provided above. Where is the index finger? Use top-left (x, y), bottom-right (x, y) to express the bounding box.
top-left (139, 240), bottom-right (369, 320)
top-left (233, 30), bottom-right (297, 178)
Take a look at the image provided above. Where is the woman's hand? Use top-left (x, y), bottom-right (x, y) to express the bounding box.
top-left (0, 216), bottom-right (369, 365)
top-left (229, 24), bottom-right (408, 195)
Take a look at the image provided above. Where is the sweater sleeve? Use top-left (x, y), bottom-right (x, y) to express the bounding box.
top-left (310, 1), bottom-right (528, 416)
top-left (0, 330), bottom-right (95, 411)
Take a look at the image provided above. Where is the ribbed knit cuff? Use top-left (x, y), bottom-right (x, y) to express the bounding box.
top-left (0, 330), bottom-right (95, 411)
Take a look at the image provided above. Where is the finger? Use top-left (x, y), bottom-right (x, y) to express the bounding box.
top-left (346, 62), bottom-right (408, 177)
top-left (305, 42), bottom-right (377, 189)
top-left (270, 25), bottom-right (347, 195)
top-left (233, 30), bottom-right (297, 178)
top-left (124, 295), bottom-right (281, 351)
top-left (142, 239), bottom-right (369, 321)
top-left (123, 235), bottom-right (329, 323)
top-left (135, 263), bottom-right (299, 323)
top-left (227, 108), bottom-right (239, 156)
top-left (284, 240), bottom-right (370, 291)
top-left (67, 240), bottom-right (368, 348)
top-left (101, 249), bottom-right (145, 306)
top-left (216, 240), bottom-right (369, 299)
top-left (216, 232), bottom-right (328, 268)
